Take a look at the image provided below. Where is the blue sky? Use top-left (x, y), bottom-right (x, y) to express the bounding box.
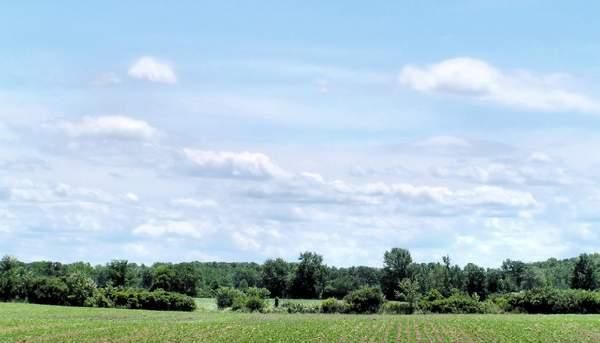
top-left (1, 1), bottom-right (600, 267)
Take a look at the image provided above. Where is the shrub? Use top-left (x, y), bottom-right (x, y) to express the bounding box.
top-left (321, 297), bottom-right (347, 313)
top-left (244, 296), bottom-right (266, 312)
top-left (244, 287), bottom-right (271, 299)
top-left (382, 301), bottom-right (412, 314)
top-left (480, 299), bottom-right (503, 314)
top-left (27, 277), bottom-right (69, 305)
top-left (420, 293), bottom-right (483, 314)
top-left (105, 288), bottom-right (196, 311)
top-left (344, 287), bottom-right (384, 314)
top-left (503, 288), bottom-right (600, 314)
top-left (83, 288), bottom-right (113, 308)
top-left (215, 287), bottom-right (245, 309)
top-left (64, 273), bottom-right (97, 306)
top-left (281, 302), bottom-right (320, 313)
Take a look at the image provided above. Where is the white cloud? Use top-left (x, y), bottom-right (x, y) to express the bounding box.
top-left (529, 152), bottom-right (552, 163)
top-left (231, 231), bottom-right (261, 251)
top-left (171, 198), bottom-right (219, 209)
top-left (128, 56), bottom-right (177, 84)
top-left (399, 57), bottom-right (600, 112)
top-left (126, 193), bottom-right (139, 202)
top-left (181, 148), bottom-right (288, 179)
top-left (246, 173), bottom-right (537, 216)
top-left (432, 161), bottom-right (571, 186)
top-left (59, 116), bottom-right (158, 141)
top-left (132, 220), bottom-right (213, 239)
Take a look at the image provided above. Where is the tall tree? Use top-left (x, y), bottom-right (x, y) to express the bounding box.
top-left (261, 258), bottom-right (291, 297)
top-left (107, 260), bottom-right (131, 287)
top-left (571, 254), bottom-right (597, 290)
top-left (290, 252), bottom-right (327, 298)
top-left (381, 248), bottom-right (413, 299)
top-left (464, 263), bottom-right (486, 298)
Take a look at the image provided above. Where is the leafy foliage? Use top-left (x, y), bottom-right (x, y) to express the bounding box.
top-left (344, 287), bottom-right (384, 314)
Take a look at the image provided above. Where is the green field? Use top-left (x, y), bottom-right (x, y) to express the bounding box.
top-left (2, 302), bottom-right (600, 343)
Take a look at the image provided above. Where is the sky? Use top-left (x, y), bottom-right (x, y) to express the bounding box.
top-left (1, 1), bottom-right (600, 267)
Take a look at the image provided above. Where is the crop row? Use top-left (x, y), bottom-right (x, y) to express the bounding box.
top-left (2, 303), bottom-right (600, 342)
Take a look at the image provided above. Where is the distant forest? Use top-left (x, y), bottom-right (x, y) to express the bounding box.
top-left (2, 249), bottom-right (599, 300)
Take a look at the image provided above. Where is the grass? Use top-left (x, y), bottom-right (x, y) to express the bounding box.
top-left (2, 302), bottom-right (600, 342)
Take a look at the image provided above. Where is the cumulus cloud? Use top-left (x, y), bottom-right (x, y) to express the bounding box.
top-left (58, 116), bottom-right (158, 141)
top-left (128, 56), bottom-right (177, 84)
top-left (399, 57), bottom-right (600, 112)
top-left (132, 220), bottom-right (213, 239)
top-left (181, 148), bottom-right (288, 180)
top-left (245, 173), bottom-right (537, 216)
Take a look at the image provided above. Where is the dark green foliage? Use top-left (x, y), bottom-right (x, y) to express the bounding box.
top-left (64, 273), bottom-right (97, 306)
top-left (215, 287), bottom-right (245, 309)
top-left (571, 254), bottom-right (598, 290)
top-left (344, 286), bottom-right (384, 314)
top-left (419, 292), bottom-right (484, 314)
top-left (290, 252), bottom-right (327, 299)
top-left (27, 277), bottom-right (69, 305)
top-left (243, 296), bottom-right (266, 312)
top-left (381, 248), bottom-right (412, 299)
top-left (150, 263), bottom-right (200, 296)
top-left (504, 288), bottom-right (600, 314)
top-left (0, 256), bottom-right (30, 301)
top-left (105, 288), bottom-right (196, 311)
top-left (83, 288), bottom-right (113, 308)
top-left (107, 260), bottom-right (132, 287)
top-left (320, 297), bottom-right (347, 313)
top-left (382, 301), bottom-right (412, 314)
top-left (261, 258), bottom-right (290, 298)
top-left (215, 287), bottom-right (270, 312)
top-left (396, 278), bottom-right (420, 313)
top-left (464, 263), bottom-right (487, 299)
top-left (244, 286), bottom-right (270, 299)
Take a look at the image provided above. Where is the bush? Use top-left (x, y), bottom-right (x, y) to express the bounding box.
top-left (382, 301), bottom-right (412, 314)
top-left (244, 287), bottom-right (271, 299)
top-left (281, 302), bottom-right (320, 313)
top-left (64, 273), bottom-right (97, 306)
top-left (480, 299), bottom-right (503, 314)
top-left (28, 277), bottom-right (69, 305)
top-left (244, 296), bottom-right (266, 312)
top-left (419, 293), bottom-right (483, 314)
top-left (321, 297), bottom-right (347, 313)
top-left (503, 288), bottom-right (600, 314)
top-left (344, 287), bottom-right (384, 314)
top-left (105, 288), bottom-right (196, 311)
top-left (83, 288), bottom-right (113, 308)
top-left (215, 287), bottom-right (245, 309)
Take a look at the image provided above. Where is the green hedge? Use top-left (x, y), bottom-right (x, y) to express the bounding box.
top-left (103, 288), bottom-right (196, 312)
top-left (502, 288), bottom-right (600, 314)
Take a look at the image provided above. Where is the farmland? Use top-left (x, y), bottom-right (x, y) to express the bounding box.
top-left (2, 302), bottom-right (600, 343)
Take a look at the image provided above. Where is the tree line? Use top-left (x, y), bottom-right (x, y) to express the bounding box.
top-left (1, 249), bottom-right (599, 306)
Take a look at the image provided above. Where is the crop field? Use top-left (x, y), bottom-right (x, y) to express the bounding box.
top-left (2, 303), bottom-right (600, 343)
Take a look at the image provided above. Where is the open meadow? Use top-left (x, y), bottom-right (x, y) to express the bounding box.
top-left (2, 302), bottom-right (600, 343)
